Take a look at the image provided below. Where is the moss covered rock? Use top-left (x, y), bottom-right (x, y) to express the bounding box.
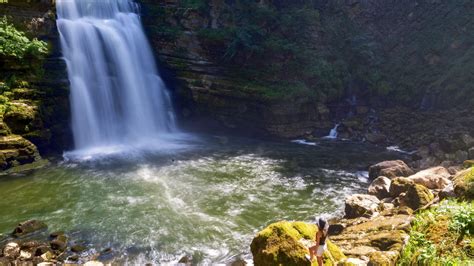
top-left (453, 167), bottom-right (474, 199)
top-left (400, 184), bottom-right (434, 210)
top-left (250, 221), bottom-right (346, 266)
top-left (389, 177), bottom-right (414, 198)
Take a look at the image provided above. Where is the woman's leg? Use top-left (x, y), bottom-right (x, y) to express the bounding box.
top-left (308, 246), bottom-right (316, 261)
top-left (316, 256), bottom-right (323, 266)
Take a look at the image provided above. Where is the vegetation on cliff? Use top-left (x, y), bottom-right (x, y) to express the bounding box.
top-left (0, 16), bottom-right (48, 62)
top-left (399, 199), bottom-right (473, 265)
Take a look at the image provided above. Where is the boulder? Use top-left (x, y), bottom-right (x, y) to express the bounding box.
top-left (3, 242), bottom-right (20, 259)
top-left (365, 133), bottom-right (386, 144)
top-left (368, 176), bottom-right (391, 199)
top-left (389, 177), bottom-right (414, 198)
top-left (368, 160), bottom-right (414, 180)
top-left (464, 160), bottom-right (474, 168)
top-left (250, 221), bottom-right (346, 266)
top-left (368, 251), bottom-right (399, 266)
top-left (407, 166), bottom-right (451, 189)
top-left (12, 220), bottom-right (47, 237)
top-left (344, 194), bottom-right (380, 218)
top-left (400, 184), bottom-right (434, 210)
top-left (453, 167), bottom-right (474, 199)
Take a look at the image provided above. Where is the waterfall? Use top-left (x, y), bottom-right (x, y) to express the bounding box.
top-left (322, 124), bottom-right (339, 139)
top-left (56, 0), bottom-right (177, 154)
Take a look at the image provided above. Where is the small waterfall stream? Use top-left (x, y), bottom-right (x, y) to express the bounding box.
top-left (57, 0), bottom-right (177, 155)
top-left (323, 123), bottom-right (340, 139)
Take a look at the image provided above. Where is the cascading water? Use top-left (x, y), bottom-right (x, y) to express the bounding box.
top-left (57, 0), bottom-right (178, 156)
top-left (323, 123), bottom-right (339, 139)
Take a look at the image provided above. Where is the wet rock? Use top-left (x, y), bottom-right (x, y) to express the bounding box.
top-left (71, 244), bottom-right (87, 253)
top-left (400, 184), bottom-right (434, 210)
top-left (250, 221), bottom-right (346, 265)
top-left (19, 249), bottom-right (33, 260)
top-left (368, 176), bottom-right (391, 199)
top-left (389, 177), bottom-right (414, 198)
top-left (368, 160), bottom-right (414, 180)
top-left (453, 167), bottom-right (474, 199)
top-left (3, 242), bottom-right (20, 259)
top-left (407, 166), bottom-right (451, 189)
top-left (0, 135), bottom-right (41, 171)
top-left (49, 231), bottom-right (64, 238)
top-left (41, 250), bottom-right (55, 261)
top-left (11, 220), bottom-right (47, 238)
top-left (344, 194), bottom-right (380, 218)
top-left (178, 255), bottom-right (191, 264)
top-left (231, 258), bottom-right (247, 266)
top-left (50, 236), bottom-right (68, 251)
top-left (328, 223), bottom-right (345, 236)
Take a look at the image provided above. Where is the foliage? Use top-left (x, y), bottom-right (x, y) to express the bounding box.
top-left (398, 199), bottom-right (474, 265)
top-left (0, 17), bottom-right (48, 60)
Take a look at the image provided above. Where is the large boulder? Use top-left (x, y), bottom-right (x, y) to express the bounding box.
top-left (400, 184), bottom-right (434, 210)
top-left (368, 176), bottom-right (391, 199)
top-left (453, 167), bottom-right (474, 199)
top-left (344, 194), bottom-right (380, 218)
top-left (368, 160), bottom-right (414, 180)
top-left (250, 221), bottom-right (346, 266)
top-left (0, 135), bottom-right (41, 170)
top-left (12, 220), bottom-right (47, 237)
top-left (389, 177), bottom-right (414, 198)
top-left (407, 166), bottom-right (451, 189)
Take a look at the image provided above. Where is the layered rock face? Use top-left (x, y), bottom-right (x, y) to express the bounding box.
top-left (138, 0), bottom-right (473, 139)
top-left (0, 0), bottom-right (71, 170)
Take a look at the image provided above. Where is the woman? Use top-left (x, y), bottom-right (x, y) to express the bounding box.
top-left (308, 218), bottom-right (329, 266)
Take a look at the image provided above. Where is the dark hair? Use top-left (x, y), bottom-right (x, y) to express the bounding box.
top-left (318, 218), bottom-right (327, 229)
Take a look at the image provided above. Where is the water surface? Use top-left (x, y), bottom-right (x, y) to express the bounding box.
top-left (0, 136), bottom-right (403, 264)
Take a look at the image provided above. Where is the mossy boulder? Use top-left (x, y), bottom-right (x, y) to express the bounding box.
top-left (250, 221), bottom-right (346, 266)
top-left (389, 177), bottom-right (414, 198)
top-left (453, 167), bottom-right (474, 199)
top-left (400, 184), bottom-right (434, 210)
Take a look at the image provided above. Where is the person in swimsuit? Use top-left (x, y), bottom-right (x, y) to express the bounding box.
top-left (308, 218), bottom-right (329, 266)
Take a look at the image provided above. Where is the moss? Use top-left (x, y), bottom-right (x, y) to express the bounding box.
top-left (251, 221), bottom-right (346, 266)
top-left (399, 199), bottom-right (473, 265)
top-left (453, 167), bottom-right (474, 199)
top-left (403, 184), bottom-right (433, 210)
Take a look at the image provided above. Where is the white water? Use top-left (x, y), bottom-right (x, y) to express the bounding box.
top-left (322, 123), bottom-right (340, 139)
top-left (56, 0), bottom-right (177, 155)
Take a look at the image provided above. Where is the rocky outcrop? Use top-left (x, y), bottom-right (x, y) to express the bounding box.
top-left (12, 220), bottom-right (47, 237)
top-left (368, 160), bottom-right (414, 180)
top-left (400, 184), bottom-right (434, 210)
top-left (0, 220), bottom-right (113, 265)
top-left (0, 0), bottom-right (71, 171)
top-left (344, 194), bottom-right (381, 219)
top-left (330, 214), bottom-right (412, 264)
top-left (0, 135), bottom-right (41, 170)
top-left (367, 176), bottom-right (391, 200)
top-left (407, 166), bottom-right (451, 189)
top-left (453, 167), bottom-right (474, 199)
top-left (250, 221), bottom-right (346, 265)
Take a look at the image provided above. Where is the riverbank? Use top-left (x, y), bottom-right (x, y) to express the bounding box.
top-left (251, 160), bottom-right (474, 265)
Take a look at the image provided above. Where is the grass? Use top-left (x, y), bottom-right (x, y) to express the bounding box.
top-left (398, 199), bottom-right (474, 265)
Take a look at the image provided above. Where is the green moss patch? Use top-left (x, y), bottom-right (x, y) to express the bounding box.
top-left (399, 199), bottom-right (474, 265)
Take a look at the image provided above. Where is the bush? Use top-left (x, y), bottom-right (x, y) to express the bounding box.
top-left (399, 199), bottom-right (473, 265)
top-left (0, 17), bottom-right (48, 60)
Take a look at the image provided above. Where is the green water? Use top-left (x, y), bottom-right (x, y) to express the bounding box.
top-left (0, 136), bottom-right (403, 264)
